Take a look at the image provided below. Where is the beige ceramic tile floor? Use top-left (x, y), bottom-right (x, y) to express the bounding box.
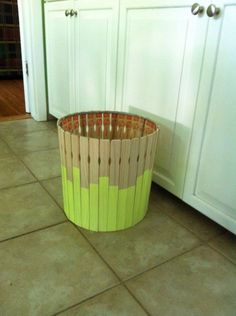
top-left (0, 118), bottom-right (236, 316)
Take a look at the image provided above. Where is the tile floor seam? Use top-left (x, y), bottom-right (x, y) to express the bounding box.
top-left (38, 179), bottom-right (65, 215)
top-left (0, 136), bottom-right (40, 182)
top-left (207, 242), bottom-right (236, 266)
top-left (0, 124), bottom-right (58, 157)
top-left (41, 175), bottom-right (61, 181)
top-left (0, 139), bottom-right (19, 159)
top-left (123, 243), bottom-right (203, 283)
top-left (155, 206), bottom-right (222, 243)
top-left (52, 283), bottom-right (122, 316)
top-left (121, 284), bottom-right (151, 316)
top-left (74, 225), bottom-right (204, 316)
top-left (3, 139), bottom-right (58, 183)
top-left (12, 145), bottom-right (59, 157)
top-left (204, 230), bottom-right (227, 243)
top-left (34, 174), bottom-right (62, 182)
top-left (0, 137), bottom-right (41, 191)
top-left (74, 225), bottom-right (151, 316)
top-left (0, 125), bottom-right (57, 138)
top-left (0, 131), bottom-right (56, 147)
top-left (0, 220), bottom-right (67, 244)
top-left (15, 146), bottom-right (59, 156)
top-left (0, 179), bottom-right (38, 192)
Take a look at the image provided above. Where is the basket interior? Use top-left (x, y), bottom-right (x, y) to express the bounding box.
top-left (58, 112), bottom-right (157, 140)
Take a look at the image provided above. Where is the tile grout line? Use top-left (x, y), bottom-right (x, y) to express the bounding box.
top-left (14, 145), bottom-right (59, 157)
top-left (0, 135), bottom-right (60, 189)
top-left (0, 132), bottom-right (68, 245)
top-left (0, 128), bottom-right (47, 141)
top-left (38, 179), bottom-right (66, 217)
top-left (0, 180), bottom-right (38, 192)
top-left (0, 120), bottom-right (57, 139)
top-left (73, 225), bottom-right (151, 316)
top-left (52, 284), bottom-right (122, 316)
top-left (152, 205), bottom-right (225, 243)
top-left (0, 123), bottom-right (58, 157)
top-left (54, 223), bottom-right (205, 316)
top-left (0, 136), bottom-right (67, 243)
top-left (123, 243), bottom-right (203, 283)
top-left (163, 211), bottom-right (233, 265)
top-left (148, 207), bottom-right (236, 265)
top-left (39, 174), bottom-right (62, 182)
top-left (207, 242), bottom-right (236, 266)
top-left (0, 220), bottom-right (67, 244)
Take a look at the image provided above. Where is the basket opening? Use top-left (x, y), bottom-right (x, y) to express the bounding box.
top-left (58, 112), bottom-right (157, 140)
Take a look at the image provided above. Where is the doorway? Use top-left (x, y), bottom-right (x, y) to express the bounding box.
top-left (0, 0), bottom-right (30, 120)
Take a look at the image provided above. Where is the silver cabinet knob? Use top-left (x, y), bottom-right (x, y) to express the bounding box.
top-left (70, 9), bottom-right (78, 17)
top-left (191, 3), bottom-right (204, 15)
top-left (65, 9), bottom-right (70, 17)
top-left (207, 4), bottom-right (220, 17)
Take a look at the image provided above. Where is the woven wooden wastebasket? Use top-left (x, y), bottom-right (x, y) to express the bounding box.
top-left (57, 111), bottom-right (159, 232)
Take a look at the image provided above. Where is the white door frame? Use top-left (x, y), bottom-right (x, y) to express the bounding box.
top-left (17, 0), bottom-right (48, 121)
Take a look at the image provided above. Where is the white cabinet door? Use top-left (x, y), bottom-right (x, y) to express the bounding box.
top-left (116, 0), bottom-right (209, 197)
top-left (74, 0), bottom-right (119, 112)
top-left (45, 1), bottom-right (74, 118)
top-left (184, 0), bottom-right (236, 234)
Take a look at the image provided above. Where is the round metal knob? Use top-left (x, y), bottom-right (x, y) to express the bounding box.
top-left (70, 9), bottom-right (78, 17)
top-left (191, 3), bottom-right (204, 15)
top-left (207, 4), bottom-right (220, 17)
top-left (65, 9), bottom-right (70, 17)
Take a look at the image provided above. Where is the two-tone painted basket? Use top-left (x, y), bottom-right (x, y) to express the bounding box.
top-left (57, 111), bottom-right (159, 232)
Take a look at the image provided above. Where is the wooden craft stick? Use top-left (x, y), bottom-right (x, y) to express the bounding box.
top-left (126, 114), bottom-right (133, 138)
top-left (111, 112), bottom-right (118, 139)
top-left (80, 113), bottom-right (87, 136)
top-left (100, 139), bottom-right (110, 177)
top-left (119, 139), bottom-right (131, 189)
top-left (128, 138), bottom-right (139, 186)
top-left (89, 138), bottom-right (99, 184)
top-left (65, 131), bottom-right (73, 181)
top-left (88, 113), bottom-right (95, 138)
top-left (110, 140), bottom-right (121, 186)
top-left (144, 134), bottom-right (154, 171)
top-left (149, 131), bottom-right (159, 169)
top-left (137, 136), bottom-right (147, 177)
top-left (71, 133), bottom-right (80, 168)
top-left (58, 127), bottom-right (66, 167)
top-left (80, 136), bottom-right (89, 188)
top-left (95, 112), bottom-right (102, 138)
top-left (103, 112), bottom-right (111, 139)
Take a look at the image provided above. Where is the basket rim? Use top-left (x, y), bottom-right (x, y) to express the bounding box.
top-left (57, 110), bottom-right (160, 140)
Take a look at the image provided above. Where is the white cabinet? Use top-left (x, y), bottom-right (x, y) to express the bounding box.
top-left (44, 0), bottom-right (119, 117)
top-left (74, 0), bottom-right (119, 112)
top-left (115, 0), bottom-right (208, 197)
top-left (183, 0), bottom-right (236, 234)
top-left (45, 1), bottom-right (74, 118)
top-left (44, 0), bottom-right (236, 233)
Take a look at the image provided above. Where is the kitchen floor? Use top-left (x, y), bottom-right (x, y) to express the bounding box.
top-left (0, 80), bottom-right (26, 118)
top-left (0, 119), bottom-right (236, 316)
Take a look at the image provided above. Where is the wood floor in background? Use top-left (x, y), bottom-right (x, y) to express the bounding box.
top-left (0, 80), bottom-right (26, 118)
